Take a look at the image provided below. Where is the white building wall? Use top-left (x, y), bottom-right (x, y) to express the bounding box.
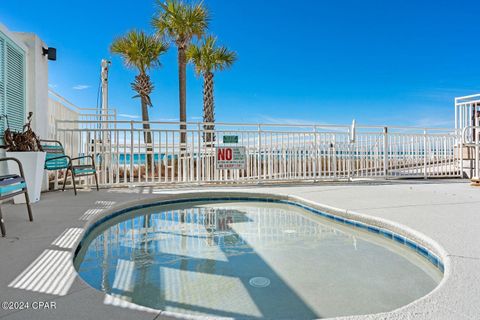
top-left (13, 32), bottom-right (49, 140)
top-left (47, 97), bottom-right (79, 139)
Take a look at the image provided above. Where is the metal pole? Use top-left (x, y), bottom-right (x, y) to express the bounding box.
top-left (197, 123), bottom-right (201, 184)
top-left (424, 129), bottom-right (428, 179)
top-left (101, 59), bottom-right (111, 184)
top-left (349, 120), bottom-right (356, 180)
top-left (257, 124), bottom-right (261, 183)
top-left (475, 106), bottom-right (480, 179)
top-left (313, 126), bottom-right (318, 181)
top-left (101, 59), bottom-right (111, 124)
top-left (454, 98), bottom-right (458, 135)
top-left (383, 127), bottom-right (388, 179)
top-left (130, 121), bottom-right (134, 183)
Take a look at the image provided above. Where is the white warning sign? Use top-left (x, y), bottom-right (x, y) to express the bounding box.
top-left (216, 146), bottom-right (247, 170)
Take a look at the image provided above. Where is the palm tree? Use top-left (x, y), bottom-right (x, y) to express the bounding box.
top-left (110, 30), bottom-right (168, 175)
top-left (187, 35), bottom-right (236, 144)
top-left (152, 0), bottom-right (209, 149)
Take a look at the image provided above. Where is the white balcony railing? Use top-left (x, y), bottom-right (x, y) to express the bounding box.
top-left (51, 120), bottom-right (461, 187)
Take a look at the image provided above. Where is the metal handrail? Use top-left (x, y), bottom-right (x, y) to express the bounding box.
top-left (461, 126), bottom-right (480, 145)
top-left (55, 119), bottom-right (454, 129)
top-left (49, 89), bottom-right (116, 114)
top-left (460, 126), bottom-right (480, 179)
top-left (54, 119), bottom-right (455, 134)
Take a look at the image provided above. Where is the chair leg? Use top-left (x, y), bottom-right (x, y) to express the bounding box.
top-left (62, 169), bottom-right (69, 192)
top-left (94, 173), bottom-right (99, 191)
top-left (23, 191), bottom-right (33, 222)
top-left (71, 172), bottom-right (77, 196)
top-left (0, 207), bottom-right (5, 237)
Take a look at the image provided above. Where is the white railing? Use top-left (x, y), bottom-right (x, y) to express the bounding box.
top-left (48, 89), bottom-right (117, 160)
top-left (461, 126), bottom-right (480, 179)
top-left (455, 94), bottom-right (480, 139)
top-left (48, 89), bottom-right (117, 124)
top-left (53, 120), bottom-right (461, 186)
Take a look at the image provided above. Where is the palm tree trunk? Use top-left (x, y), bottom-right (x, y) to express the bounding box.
top-left (203, 72), bottom-right (215, 145)
top-left (178, 47), bottom-right (187, 151)
top-left (132, 73), bottom-right (154, 178)
top-left (141, 97), bottom-right (153, 178)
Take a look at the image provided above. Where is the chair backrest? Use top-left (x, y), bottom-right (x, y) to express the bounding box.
top-left (41, 140), bottom-right (69, 170)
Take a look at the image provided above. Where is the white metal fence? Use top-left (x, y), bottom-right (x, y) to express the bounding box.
top-left (461, 125), bottom-right (480, 179)
top-left (48, 89), bottom-right (117, 127)
top-left (455, 94), bottom-right (480, 138)
top-left (52, 120), bottom-right (461, 187)
top-left (456, 94), bottom-right (480, 180)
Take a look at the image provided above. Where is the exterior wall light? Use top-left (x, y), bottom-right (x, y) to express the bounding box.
top-left (42, 47), bottom-right (57, 61)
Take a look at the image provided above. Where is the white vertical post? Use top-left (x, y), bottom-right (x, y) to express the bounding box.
top-left (383, 127), bottom-right (388, 179)
top-left (129, 121), bottom-right (134, 183)
top-left (454, 99), bottom-right (458, 135)
top-left (313, 126), bottom-right (318, 181)
top-left (475, 104), bottom-right (480, 179)
top-left (197, 123), bottom-right (201, 183)
top-left (100, 60), bottom-right (110, 126)
top-left (332, 136), bottom-right (337, 180)
top-left (424, 129), bottom-right (428, 179)
top-left (349, 120), bottom-right (356, 180)
top-left (257, 124), bottom-right (261, 183)
top-left (101, 59), bottom-right (111, 184)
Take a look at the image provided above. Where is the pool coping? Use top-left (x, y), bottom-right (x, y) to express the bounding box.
top-left (70, 191), bottom-right (451, 320)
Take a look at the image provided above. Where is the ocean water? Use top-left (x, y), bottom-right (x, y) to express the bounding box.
top-left (116, 153), bottom-right (178, 165)
top-left (100, 150), bottom-right (434, 165)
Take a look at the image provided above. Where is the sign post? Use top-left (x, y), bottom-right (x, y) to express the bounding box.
top-left (216, 146), bottom-right (246, 170)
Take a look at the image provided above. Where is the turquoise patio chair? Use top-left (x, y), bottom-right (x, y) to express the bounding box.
top-left (0, 157), bottom-right (33, 237)
top-left (41, 140), bottom-right (99, 195)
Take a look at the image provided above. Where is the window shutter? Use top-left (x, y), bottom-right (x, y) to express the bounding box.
top-left (5, 42), bottom-right (25, 133)
top-left (0, 32), bottom-right (26, 142)
top-left (0, 36), bottom-right (4, 136)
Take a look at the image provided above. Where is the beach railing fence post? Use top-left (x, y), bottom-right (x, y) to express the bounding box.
top-left (424, 129), bottom-right (428, 179)
top-left (197, 123), bottom-right (201, 183)
top-left (258, 124), bottom-right (262, 183)
top-left (460, 129), bottom-right (464, 178)
top-left (313, 126), bottom-right (318, 181)
top-left (129, 120), bottom-right (134, 183)
top-left (332, 135), bottom-right (337, 180)
top-left (349, 120), bottom-right (356, 180)
top-left (383, 127), bottom-right (388, 179)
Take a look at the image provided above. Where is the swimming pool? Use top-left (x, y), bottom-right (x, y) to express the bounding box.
top-left (73, 199), bottom-right (443, 319)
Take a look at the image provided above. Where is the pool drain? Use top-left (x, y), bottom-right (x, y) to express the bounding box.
top-left (249, 277), bottom-right (271, 288)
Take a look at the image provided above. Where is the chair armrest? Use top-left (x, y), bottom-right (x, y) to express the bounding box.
top-left (45, 155), bottom-right (71, 162)
top-left (70, 155), bottom-right (95, 167)
top-left (0, 157), bottom-right (26, 179)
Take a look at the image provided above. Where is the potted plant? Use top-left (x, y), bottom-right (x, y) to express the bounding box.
top-left (3, 112), bottom-right (46, 203)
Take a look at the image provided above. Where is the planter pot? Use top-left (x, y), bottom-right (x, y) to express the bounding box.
top-left (6, 151), bottom-right (46, 204)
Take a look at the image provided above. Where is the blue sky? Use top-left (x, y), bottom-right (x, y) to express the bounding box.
top-left (1, 0), bottom-right (479, 127)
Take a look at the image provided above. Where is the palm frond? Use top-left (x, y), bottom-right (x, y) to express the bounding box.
top-left (110, 30), bottom-right (169, 73)
top-left (187, 35), bottom-right (237, 74)
top-left (152, 0), bottom-right (209, 48)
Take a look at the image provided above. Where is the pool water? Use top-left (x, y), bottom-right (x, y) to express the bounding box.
top-left (74, 201), bottom-right (442, 319)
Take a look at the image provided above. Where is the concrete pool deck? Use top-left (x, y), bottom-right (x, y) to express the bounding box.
top-left (0, 180), bottom-right (478, 320)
